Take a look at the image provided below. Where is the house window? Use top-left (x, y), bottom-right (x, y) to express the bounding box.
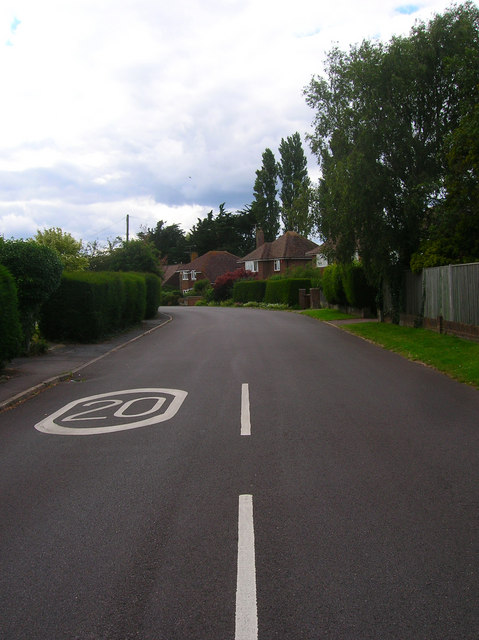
top-left (245, 260), bottom-right (259, 272)
top-left (191, 270), bottom-right (196, 281)
top-left (274, 259), bottom-right (281, 272)
top-left (182, 271), bottom-right (189, 280)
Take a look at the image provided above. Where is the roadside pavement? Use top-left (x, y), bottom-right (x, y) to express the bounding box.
top-left (0, 313), bottom-right (172, 411)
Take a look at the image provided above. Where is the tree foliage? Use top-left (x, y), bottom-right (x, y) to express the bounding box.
top-left (89, 239), bottom-right (161, 275)
top-left (250, 148), bottom-right (281, 241)
top-left (138, 220), bottom-right (190, 264)
top-left (278, 132), bottom-right (313, 236)
top-left (188, 204), bottom-right (256, 257)
top-left (0, 238), bottom-right (63, 351)
top-left (35, 227), bottom-right (89, 271)
top-left (304, 2), bottom-right (479, 314)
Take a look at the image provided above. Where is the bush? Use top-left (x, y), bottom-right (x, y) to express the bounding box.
top-left (340, 262), bottom-right (376, 309)
top-left (0, 265), bottom-right (22, 368)
top-left (321, 264), bottom-right (347, 305)
top-left (213, 268), bottom-right (253, 301)
top-left (142, 273), bottom-right (162, 318)
top-left (40, 271), bottom-right (149, 342)
top-left (161, 289), bottom-right (182, 306)
top-left (233, 280), bottom-right (266, 303)
top-left (0, 239), bottom-right (63, 352)
top-left (264, 278), bottom-right (311, 306)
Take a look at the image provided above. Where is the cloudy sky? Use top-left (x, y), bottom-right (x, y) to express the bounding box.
top-left (0, 0), bottom-right (461, 245)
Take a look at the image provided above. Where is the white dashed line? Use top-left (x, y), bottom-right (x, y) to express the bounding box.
top-left (235, 494), bottom-right (258, 640)
top-left (241, 383), bottom-right (251, 436)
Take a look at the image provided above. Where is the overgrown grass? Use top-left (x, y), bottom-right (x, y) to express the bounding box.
top-left (301, 308), bottom-right (360, 321)
top-left (343, 322), bottom-right (479, 388)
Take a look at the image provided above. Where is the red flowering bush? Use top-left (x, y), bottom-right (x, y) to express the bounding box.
top-left (213, 267), bottom-right (255, 301)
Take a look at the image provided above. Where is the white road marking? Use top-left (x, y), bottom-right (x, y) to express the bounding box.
top-left (235, 494), bottom-right (258, 640)
top-left (241, 383), bottom-right (251, 436)
top-left (34, 388), bottom-right (187, 435)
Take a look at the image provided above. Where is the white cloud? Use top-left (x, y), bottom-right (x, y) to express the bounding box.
top-left (0, 0), bottom-right (466, 242)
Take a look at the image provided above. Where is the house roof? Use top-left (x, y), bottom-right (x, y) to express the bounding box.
top-left (162, 264), bottom-right (184, 285)
top-left (177, 251), bottom-right (241, 282)
top-left (240, 231), bottom-right (319, 262)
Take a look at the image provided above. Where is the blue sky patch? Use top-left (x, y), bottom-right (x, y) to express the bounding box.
top-left (396, 4), bottom-right (420, 14)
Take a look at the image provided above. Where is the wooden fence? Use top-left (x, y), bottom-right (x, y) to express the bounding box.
top-left (402, 262), bottom-right (479, 337)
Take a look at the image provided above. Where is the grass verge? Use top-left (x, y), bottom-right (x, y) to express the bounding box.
top-left (342, 322), bottom-right (479, 389)
top-left (301, 309), bottom-right (360, 321)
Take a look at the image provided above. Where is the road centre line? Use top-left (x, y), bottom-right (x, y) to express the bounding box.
top-left (235, 495), bottom-right (258, 640)
top-left (241, 384), bottom-right (251, 436)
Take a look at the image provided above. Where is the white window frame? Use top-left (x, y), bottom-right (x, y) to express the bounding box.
top-left (182, 271), bottom-right (189, 280)
top-left (274, 259), bottom-right (281, 272)
top-left (246, 260), bottom-right (259, 273)
top-left (191, 270), bottom-right (196, 281)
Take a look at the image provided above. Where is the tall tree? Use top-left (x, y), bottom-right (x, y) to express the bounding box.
top-left (138, 220), bottom-right (189, 264)
top-left (187, 204), bottom-right (256, 257)
top-left (35, 227), bottom-right (89, 271)
top-left (250, 148), bottom-right (280, 241)
top-left (304, 2), bottom-right (479, 317)
top-left (277, 132), bottom-right (312, 235)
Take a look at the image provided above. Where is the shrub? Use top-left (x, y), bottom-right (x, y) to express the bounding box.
top-left (321, 264), bottom-right (346, 305)
top-left (264, 278), bottom-right (311, 306)
top-left (213, 268), bottom-right (254, 301)
top-left (233, 280), bottom-right (266, 303)
top-left (0, 265), bottom-right (22, 368)
top-left (0, 239), bottom-right (63, 352)
top-left (142, 273), bottom-right (162, 318)
top-left (341, 262), bottom-right (376, 309)
top-left (161, 289), bottom-right (182, 306)
top-left (40, 271), bottom-right (148, 342)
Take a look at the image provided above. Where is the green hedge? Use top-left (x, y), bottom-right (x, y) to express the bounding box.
top-left (40, 271), bottom-right (151, 342)
top-left (142, 273), bottom-right (162, 318)
top-left (0, 265), bottom-right (22, 367)
top-left (233, 280), bottom-right (266, 303)
top-left (340, 262), bottom-right (376, 309)
top-left (264, 278), bottom-right (311, 306)
top-left (321, 264), bottom-right (347, 305)
top-left (322, 262), bottom-right (376, 309)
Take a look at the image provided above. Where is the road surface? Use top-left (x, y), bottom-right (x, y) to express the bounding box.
top-left (1, 306), bottom-right (478, 639)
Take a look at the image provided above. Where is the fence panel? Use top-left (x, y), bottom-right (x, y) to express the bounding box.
top-left (406, 263), bottom-right (479, 326)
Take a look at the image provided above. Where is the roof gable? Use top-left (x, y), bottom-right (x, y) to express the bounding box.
top-left (241, 231), bottom-right (318, 261)
top-left (178, 251), bottom-right (241, 281)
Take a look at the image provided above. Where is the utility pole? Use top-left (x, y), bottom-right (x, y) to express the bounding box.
top-left (126, 214), bottom-right (129, 242)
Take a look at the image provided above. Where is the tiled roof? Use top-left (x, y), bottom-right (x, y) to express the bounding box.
top-left (162, 264), bottom-right (184, 283)
top-left (178, 251), bottom-right (241, 281)
top-left (241, 231), bottom-right (318, 261)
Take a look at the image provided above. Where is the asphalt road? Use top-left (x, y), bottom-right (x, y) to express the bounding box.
top-left (1, 306), bottom-right (478, 639)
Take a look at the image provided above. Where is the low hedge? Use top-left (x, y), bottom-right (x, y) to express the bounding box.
top-left (264, 278), bottom-right (311, 306)
top-left (40, 271), bottom-right (151, 342)
top-left (233, 280), bottom-right (266, 303)
top-left (0, 264), bottom-right (22, 367)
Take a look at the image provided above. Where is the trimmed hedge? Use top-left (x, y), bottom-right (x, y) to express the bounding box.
top-left (40, 271), bottom-right (151, 342)
top-left (142, 273), bottom-right (162, 318)
top-left (322, 262), bottom-right (376, 310)
top-left (233, 280), bottom-right (266, 303)
top-left (0, 265), bottom-right (22, 367)
top-left (341, 262), bottom-right (376, 309)
top-left (321, 264), bottom-right (347, 305)
top-left (264, 278), bottom-right (311, 306)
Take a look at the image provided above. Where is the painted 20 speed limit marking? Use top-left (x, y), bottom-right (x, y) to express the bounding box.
top-left (34, 388), bottom-right (188, 436)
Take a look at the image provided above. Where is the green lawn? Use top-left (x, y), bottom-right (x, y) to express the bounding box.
top-left (342, 322), bottom-right (479, 389)
top-left (301, 308), bottom-right (360, 321)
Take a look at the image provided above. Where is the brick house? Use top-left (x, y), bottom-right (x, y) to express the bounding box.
top-left (176, 250), bottom-right (241, 293)
top-left (239, 230), bottom-right (319, 279)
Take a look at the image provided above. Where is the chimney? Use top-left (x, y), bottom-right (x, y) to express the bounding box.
top-left (256, 228), bottom-right (265, 248)
top-left (190, 251), bottom-right (198, 262)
